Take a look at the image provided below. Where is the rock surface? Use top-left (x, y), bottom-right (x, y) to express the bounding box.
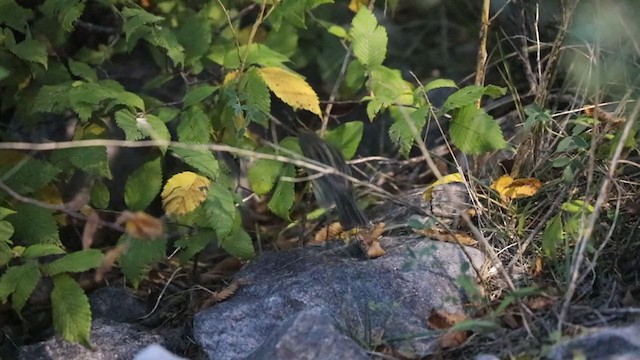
top-left (548, 324), bottom-right (640, 360)
top-left (18, 318), bottom-right (166, 360)
top-left (193, 235), bottom-right (485, 360)
top-left (89, 286), bottom-right (147, 323)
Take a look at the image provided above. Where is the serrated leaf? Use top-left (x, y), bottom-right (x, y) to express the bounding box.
top-left (118, 235), bottom-right (166, 288)
top-left (141, 115), bottom-right (171, 148)
top-left (450, 104), bottom-right (506, 155)
top-left (175, 230), bottom-right (216, 264)
top-left (542, 215), bottom-right (563, 259)
top-left (178, 106), bottom-right (212, 143)
top-left (241, 68), bottom-right (271, 127)
top-left (8, 39), bottom-right (48, 68)
top-left (8, 203), bottom-right (59, 245)
top-left (11, 262), bottom-right (40, 313)
top-left (170, 146), bottom-right (219, 180)
top-left (204, 183), bottom-right (236, 239)
top-left (183, 85), bottom-right (217, 107)
top-left (115, 109), bottom-right (144, 141)
top-left (267, 0), bottom-right (331, 30)
top-left (258, 67), bottom-right (321, 116)
top-left (125, 155), bottom-right (162, 211)
top-left (42, 249), bottom-right (102, 276)
top-left (223, 44), bottom-right (290, 69)
top-left (176, 12), bottom-right (211, 63)
top-left (0, 156), bottom-right (60, 195)
top-left (90, 181), bottom-right (110, 209)
top-left (121, 7), bottom-right (163, 41)
top-left (350, 8), bottom-right (387, 68)
top-left (54, 146), bottom-right (112, 179)
top-left (268, 164), bottom-right (295, 220)
top-left (149, 27), bottom-right (185, 65)
top-left (423, 78), bottom-right (457, 93)
top-left (368, 65), bottom-right (414, 107)
top-left (442, 85), bottom-right (507, 112)
top-left (220, 226), bottom-right (254, 259)
top-left (248, 155), bottom-right (283, 195)
top-left (0, 262), bottom-right (40, 313)
top-left (40, 0), bottom-right (84, 32)
top-left (68, 60), bottom-right (97, 82)
top-left (0, 207), bottom-right (16, 220)
top-left (0, 0), bottom-right (34, 32)
top-left (388, 106), bottom-right (427, 155)
top-left (324, 122), bottom-right (364, 160)
top-left (51, 274), bottom-right (91, 346)
top-left (22, 244), bottom-right (65, 258)
top-left (161, 172), bottom-right (210, 216)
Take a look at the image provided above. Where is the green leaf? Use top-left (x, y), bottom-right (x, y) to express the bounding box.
top-left (121, 7), bottom-right (163, 42)
top-left (248, 156), bottom-right (283, 195)
top-left (204, 183), bottom-right (236, 239)
top-left (367, 65), bottom-right (414, 107)
top-left (22, 244), bottom-right (65, 258)
top-left (267, 0), bottom-right (331, 30)
top-left (40, 0), bottom-right (85, 32)
top-left (178, 106), bottom-right (212, 143)
top-left (0, 221), bottom-right (13, 243)
top-left (350, 7), bottom-right (387, 68)
top-left (223, 44), bottom-right (289, 69)
top-left (423, 78), bottom-right (457, 93)
top-left (324, 121), bottom-right (364, 160)
top-left (11, 262), bottom-right (40, 313)
top-left (8, 204), bottom-right (59, 245)
top-left (118, 235), bottom-right (167, 288)
top-left (220, 226), bottom-right (254, 259)
top-left (268, 164), bottom-right (295, 220)
top-left (388, 106), bottom-right (427, 155)
top-left (0, 0), bottom-right (34, 32)
top-left (148, 27), bottom-right (185, 65)
top-left (8, 39), bottom-right (48, 68)
top-left (41, 249), bottom-right (102, 276)
top-left (175, 12), bottom-right (212, 63)
top-left (0, 157), bottom-right (60, 195)
top-left (53, 147), bottom-right (112, 179)
top-left (68, 60), bottom-right (97, 82)
top-left (241, 68), bottom-right (271, 127)
top-left (0, 208), bottom-right (16, 220)
top-left (442, 85), bottom-right (507, 112)
top-left (51, 274), bottom-right (91, 346)
top-left (90, 181), bottom-right (110, 209)
top-left (450, 104), bottom-right (506, 155)
top-left (175, 230), bottom-right (216, 264)
top-left (142, 115), bottom-right (171, 150)
top-left (170, 146), bottom-right (219, 180)
top-left (542, 214), bottom-right (563, 259)
top-left (125, 155), bottom-right (162, 211)
top-left (183, 85), bottom-right (218, 107)
top-left (115, 109), bottom-right (144, 141)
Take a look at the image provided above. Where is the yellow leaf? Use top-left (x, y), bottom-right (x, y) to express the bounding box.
top-left (491, 175), bottom-right (542, 200)
top-left (348, 0), bottom-right (370, 12)
top-left (423, 173), bottom-right (464, 201)
top-left (161, 172), bottom-right (210, 216)
top-left (258, 67), bottom-right (321, 116)
top-left (223, 70), bottom-right (239, 85)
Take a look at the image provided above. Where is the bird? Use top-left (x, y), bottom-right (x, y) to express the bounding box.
top-left (298, 130), bottom-right (368, 230)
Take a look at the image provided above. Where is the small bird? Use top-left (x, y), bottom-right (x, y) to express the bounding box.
top-left (298, 130), bottom-right (368, 230)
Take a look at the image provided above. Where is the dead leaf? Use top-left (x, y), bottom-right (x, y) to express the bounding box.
top-left (491, 175), bottom-right (542, 200)
top-left (427, 310), bottom-right (469, 349)
top-left (530, 256), bottom-right (543, 277)
top-left (348, 0), bottom-right (370, 12)
top-left (423, 173), bottom-right (464, 201)
top-left (416, 228), bottom-right (478, 246)
top-left (95, 243), bottom-right (129, 282)
top-left (116, 211), bottom-right (164, 239)
top-left (82, 210), bottom-right (100, 250)
top-left (200, 279), bottom-right (249, 309)
top-left (313, 222), bottom-right (344, 244)
top-left (358, 223), bottom-right (386, 259)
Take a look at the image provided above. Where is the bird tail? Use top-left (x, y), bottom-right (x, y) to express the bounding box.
top-left (334, 191), bottom-right (368, 230)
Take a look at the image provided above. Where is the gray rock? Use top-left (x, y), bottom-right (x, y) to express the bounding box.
top-left (18, 318), bottom-right (165, 360)
top-left (89, 287), bottom-right (147, 323)
top-left (134, 344), bottom-right (185, 360)
top-left (194, 235), bottom-right (484, 360)
top-left (548, 324), bottom-right (640, 360)
top-left (246, 308), bottom-right (369, 360)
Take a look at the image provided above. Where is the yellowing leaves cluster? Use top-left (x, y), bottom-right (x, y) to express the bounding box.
top-left (116, 211), bottom-right (164, 240)
top-left (491, 175), bottom-right (541, 200)
top-left (258, 67), bottom-right (321, 116)
top-left (161, 171), bottom-right (210, 216)
top-left (348, 0), bottom-right (370, 12)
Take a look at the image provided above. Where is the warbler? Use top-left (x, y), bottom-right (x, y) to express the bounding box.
top-left (298, 130), bottom-right (368, 230)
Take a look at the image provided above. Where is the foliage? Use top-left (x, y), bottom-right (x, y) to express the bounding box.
top-left (0, 0), bottom-right (512, 346)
